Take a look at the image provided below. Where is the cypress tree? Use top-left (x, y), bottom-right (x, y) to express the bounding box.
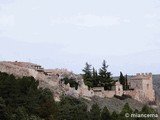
top-left (125, 74), bottom-right (129, 90)
top-left (119, 72), bottom-right (126, 90)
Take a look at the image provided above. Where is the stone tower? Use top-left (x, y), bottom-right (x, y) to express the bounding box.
top-left (129, 73), bottom-right (155, 102)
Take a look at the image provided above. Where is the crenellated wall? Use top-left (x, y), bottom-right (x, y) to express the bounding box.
top-left (128, 73), bottom-right (155, 102)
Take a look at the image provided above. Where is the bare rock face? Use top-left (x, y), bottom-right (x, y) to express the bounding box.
top-left (0, 61), bottom-right (62, 101)
top-left (0, 62), bottom-right (30, 76)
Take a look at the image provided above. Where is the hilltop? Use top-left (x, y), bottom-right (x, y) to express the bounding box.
top-left (0, 61), bottom-right (160, 114)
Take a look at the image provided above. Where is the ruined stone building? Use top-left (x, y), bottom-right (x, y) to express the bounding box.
top-left (0, 61), bottom-right (156, 103)
top-left (126, 73), bottom-right (155, 102)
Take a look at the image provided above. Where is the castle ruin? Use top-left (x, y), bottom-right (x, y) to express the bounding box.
top-left (126, 73), bottom-right (155, 102)
top-left (0, 61), bottom-right (156, 103)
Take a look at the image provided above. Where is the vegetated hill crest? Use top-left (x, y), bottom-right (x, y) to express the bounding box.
top-left (0, 61), bottom-right (160, 113)
top-left (0, 61), bottom-right (83, 101)
top-left (0, 61), bottom-right (160, 115)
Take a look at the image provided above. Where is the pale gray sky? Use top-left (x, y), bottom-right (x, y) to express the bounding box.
top-left (0, 0), bottom-right (160, 75)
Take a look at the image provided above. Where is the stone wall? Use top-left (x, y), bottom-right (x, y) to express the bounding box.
top-left (142, 79), bottom-right (155, 101)
top-left (129, 80), bottom-right (143, 90)
top-left (103, 91), bottom-right (115, 98)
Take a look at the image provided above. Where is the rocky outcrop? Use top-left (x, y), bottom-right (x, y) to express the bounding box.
top-left (0, 61), bottom-right (62, 100)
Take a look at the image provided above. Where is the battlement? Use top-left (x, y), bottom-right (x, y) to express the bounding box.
top-left (132, 73), bottom-right (152, 80)
top-left (136, 72), bottom-right (152, 77)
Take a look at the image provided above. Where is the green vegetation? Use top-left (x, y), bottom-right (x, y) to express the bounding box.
top-left (89, 104), bottom-right (101, 120)
top-left (57, 97), bottom-right (158, 120)
top-left (119, 72), bottom-right (129, 90)
top-left (82, 61), bottom-right (131, 91)
top-left (0, 71), bottom-right (158, 120)
top-left (56, 96), bottom-right (88, 120)
top-left (0, 72), bottom-right (56, 120)
top-left (82, 60), bottom-right (114, 90)
top-left (101, 106), bottom-right (111, 120)
top-left (82, 62), bottom-right (93, 89)
top-left (62, 77), bottom-right (79, 90)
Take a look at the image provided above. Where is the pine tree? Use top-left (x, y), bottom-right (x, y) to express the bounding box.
top-left (82, 62), bottom-right (93, 88)
top-left (121, 103), bottom-right (133, 114)
top-left (82, 62), bottom-right (92, 78)
top-left (0, 97), bottom-right (6, 120)
top-left (101, 106), bottom-right (111, 120)
top-left (92, 67), bottom-right (99, 87)
top-left (99, 60), bottom-right (108, 78)
top-left (89, 104), bottom-right (101, 120)
top-left (99, 60), bottom-right (112, 90)
top-left (92, 67), bottom-right (97, 78)
top-left (111, 111), bottom-right (119, 120)
top-left (119, 103), bottom-right (134, 120)
top-left (140, 105), bottom-right (158, 120)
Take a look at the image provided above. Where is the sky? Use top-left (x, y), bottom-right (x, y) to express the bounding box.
top-left (0, 0), bottom-right (160, 75)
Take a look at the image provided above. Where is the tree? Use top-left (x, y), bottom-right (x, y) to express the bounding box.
top-left (89, 104), bottom-right (101, 120)
top-left (82, 62), bottom-right (93, 88)
top-left (99, 60), bottom-right (108, 78)
top-left (0, 71), bottom-right (57, 120)
top-left (119, 72), bottom-right (125, 89)
top-left (14, 106), bottom-right (29, 120)
top-left (37, 88), bottom-right (56, 119)
top-left (99, 60), bottom-right (112, 90)
top-left (0, 97), bottom-right (6, 120)
top-left (92, 67), bottom-right (98, 78)
top-left (101, 106), bottom-right (111, 120)
top-left (121, 103), bottom-right (133, 114)
top-left (125, 74), bottom-right (129, 90)
top-left (56, 96), bottom-right (88, 120)
top-left (111, 111), bottom-right (119, 120)
top-left (92, 67), bottom-right (99, 87)
top-left (119, 72), bottom-right (128, 90)
top-left (139, 105), bottom-right (158, 120)
top-left (120, 103), bottom-right (134, 120)
top-left (82, 62), bottom-right (92, 78)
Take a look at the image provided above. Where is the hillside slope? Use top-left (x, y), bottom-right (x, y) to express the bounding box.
top-left (0, 61), bottom-right (160, 115)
